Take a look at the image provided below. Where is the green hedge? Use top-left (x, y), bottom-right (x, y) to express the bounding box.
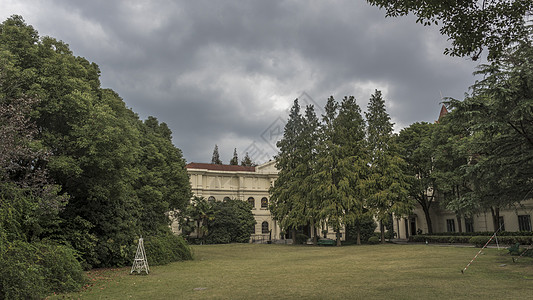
top-left (143, 234), bottom-right (193, 266)
top-left (420, 231), bottom-right (533, 236)
top-left (0, 241), bottom-right (86, 299)
top-left (409, 235), bottom-right (533, 246)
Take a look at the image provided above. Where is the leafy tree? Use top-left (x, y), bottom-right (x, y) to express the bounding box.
top-left (367, 0), bottom-right (533, 60)
top-left (183, 196), bottom-right (214, 243)
top-left (442, 42), bottom-right (533, 230)
top-left (365, 90), bottom-right (411, 243)
top-left (398, 122), bottom-right (437, 233)
top-left (0, 16), bottom-right (192, 267)
top-left (240, 152), bottom-right (254, 166)
top-left (229, 148), bottom-right (239, 165)
top-left (136, 115), bottom-right (191, 235)
top-left (205, 199), bottom-right (255, 244)
top-left (430, 112), bottom-right (473, 233)
top-left (211, 144), bottom-right (222, 164)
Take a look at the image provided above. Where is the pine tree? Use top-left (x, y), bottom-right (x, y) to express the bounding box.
top-left (365, 90), bottom-right (411, 243)
top-left (229, 148), bottom-right (238, 165)
top-left (313, 96), bottom-right (368, 246)
top-left (211, 144), bottom-right (222, 164)
top-left (269, 99), bottom-right (305, 240)
top-left (240, 152), bottom-right (254, 166)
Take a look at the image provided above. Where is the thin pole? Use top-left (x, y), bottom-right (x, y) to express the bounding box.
top-left (461, 224), bottom-right (503, 274)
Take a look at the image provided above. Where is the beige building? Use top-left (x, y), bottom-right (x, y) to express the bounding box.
top-left (394, 199), bottom-right (533, 239)
top-left (175, 148), bottom-right (532, 242)
top-left (181, 160), bottom-right (281, 241)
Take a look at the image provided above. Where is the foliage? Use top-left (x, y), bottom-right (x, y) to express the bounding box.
top-left (409, 235), bottom-right (533, 245)
top-left (366, 0), bottom-right (533, 60)
top-left (0, 15), bottom-right (191, 267)
top-left (314, 96), bottom-right (368, 246)
top-left (229, 148), bottom-right (238, 165)
top-left (398, 122), bottom-right (437, 233)
top-left (211, 144), bottom-right (222, 164)
top-left (365, 90), bottom-right (412, 243)
top-left (346, 213), bottom-right (378, 244)
top-left (0, 240), bottom-right (86, 299)
top-left (269, 99), bottom-right (306, 236)
top-left (205, 199), bottom-right (256, 244)
top-left (143, 233), bottom-right (193, 266)
top-left (440, 43), bottom-right (533, 231)
top-left (294, 233), bottom-right (309, 245)
top-left (367, 236), bottom-right (380, 244)
top-left (240, 152), bottom-right (254, 166)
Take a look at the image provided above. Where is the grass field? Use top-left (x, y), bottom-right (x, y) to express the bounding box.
top-left (51, 243), bottom-right (533, 299)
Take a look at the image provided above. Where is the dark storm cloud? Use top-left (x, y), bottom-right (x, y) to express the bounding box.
top-left (1, 0), bottom-right (480, 163)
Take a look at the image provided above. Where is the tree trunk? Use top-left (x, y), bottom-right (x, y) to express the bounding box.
top-left (421, 203), bottom-right (433, 234)
top-left (455, 213), bottom-right (463, 233)
top-left (491, 206), bottom-right (501, 231)
top-left (356, 226), bottom-right (361, 245)
top-left (291, 228), bottom-right (296, 244)
top-left (312, 221), bottom-right (318, 245)
top-left (336, 230), bottom-right (341, 246)
top-left (380, 220), bottom-right (385, 244)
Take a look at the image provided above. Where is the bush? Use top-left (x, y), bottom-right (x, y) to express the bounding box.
top-left (0, 240), bottom-right (86, 299)
top-left (294, 233), bottom-right (309, 245)
top-left (469, 236), bottom-right (491, 247)
top-left (346, 215), bottom-right (378, 244)
top-left (368, 236), bottom-right (380, 244)
top-left (205, 199), bottom-right (255, 244)
top-left (143, 234), bottom-right (193, 266)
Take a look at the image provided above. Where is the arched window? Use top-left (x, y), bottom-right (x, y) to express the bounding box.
top-left (223, 196), bottom-right (231, 202)
top-left (262, 221), bottom-right (269, 234)
top-left (208, 196), bottom-right (215, 203)
top-left (261, 197), bottom-right (268, 209)
top-left (247, 197), bottom-right (255, 208)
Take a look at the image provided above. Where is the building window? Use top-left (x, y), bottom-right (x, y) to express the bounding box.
top-left (261, 197), bottom-right (268, 209)
top-left (262, 221), bottom-right (269, 234)
top-left (446, 219), bottom-right (455, 232)
top-left (247, 197), bottom-right (255, 208)
top-left (223, 196), bottom-right (231, 202)
top-left (498, 216), bottom-right (505, 231)
top-left (465, 218), bottom-right (474, 233)
top-left (208, 196), bottom-right (215, 203)
top-left (518, 215), bottom-right (532, 231)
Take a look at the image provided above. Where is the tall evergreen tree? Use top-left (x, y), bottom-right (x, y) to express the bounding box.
top-left (229, 148), bottom-right (239, 165)
top-left (365, 90), bottom-right (411, 243)
top-left (211, 144), bottom-right (222, 164)
top-left (269, 99), bottom-right (305, 240)
top-left (314, 96), bottom-right (368, 245)
top-left (240, 152), bottom-right (254, 166)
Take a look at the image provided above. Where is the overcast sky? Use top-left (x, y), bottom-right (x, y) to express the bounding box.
top-left (1, 0), bottom-right (481, 164)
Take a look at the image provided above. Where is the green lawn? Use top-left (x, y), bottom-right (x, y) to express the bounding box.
top-left (52, 244), bottom-right (533, 299)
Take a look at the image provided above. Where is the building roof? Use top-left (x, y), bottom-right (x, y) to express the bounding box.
top-left (186, 162), bottom-right (256, 172)
top-left (437, 105), bottom-right (449, 122)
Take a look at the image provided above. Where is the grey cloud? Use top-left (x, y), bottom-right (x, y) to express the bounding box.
top-left (1, 0), bottom-right (481, 163)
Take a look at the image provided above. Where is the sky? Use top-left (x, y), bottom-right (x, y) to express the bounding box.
top-left (0, 0), bottom-right (482, 164)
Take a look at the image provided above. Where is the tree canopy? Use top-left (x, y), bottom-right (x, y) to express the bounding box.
top-left (367, 0), bottom-right (533, 60)
top-left (0, 15), bottom-right (191, 268)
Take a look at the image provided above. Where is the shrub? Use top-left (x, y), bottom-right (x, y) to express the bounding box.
top-left (205, 199), bottom-right (255, 244)
top-left (143, 234), bottom-right (193, 266)
top-left (346, 214), bottom-right (377, 244)
top-left (368, 236), bottom-right (380, 244)
top-left (294, 233), bottom-right (309, 245)
top-left (469, 236), bottom-right (492, 247)
top-left (0, 240), bottom-right (86, 299)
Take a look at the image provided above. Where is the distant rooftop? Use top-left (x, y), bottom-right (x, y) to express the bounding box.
top-left (186, 162), bottom-right (256, 172)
